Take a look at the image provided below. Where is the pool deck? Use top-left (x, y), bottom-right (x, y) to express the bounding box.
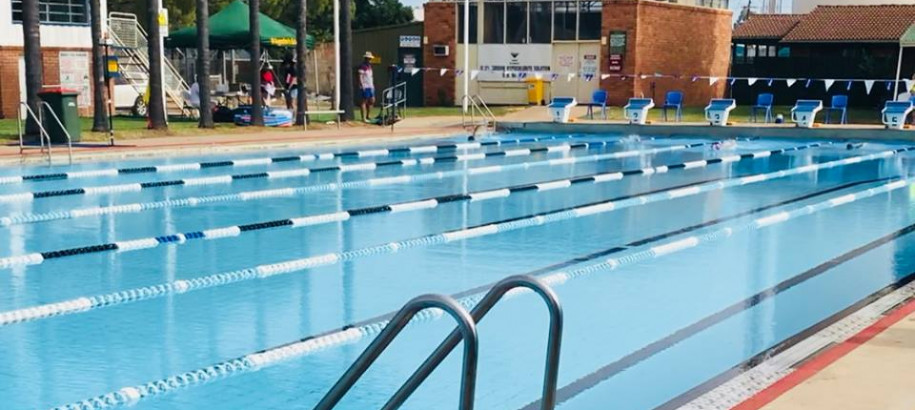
top-left (736, 296), bottom-right (915, 410)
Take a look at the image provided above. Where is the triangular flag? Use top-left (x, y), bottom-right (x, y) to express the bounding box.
top-left (654, 72), bottom-right (663, 78)
top-left (709, 77), bottom-right (719, 85)
top-left (455, 69), bottom-right (463, 76)
top-left (470, 70), bottom-right (480, 80)
top-left (535, 73), bottom-right (543, 80)
top-left (846, 81), bottom-right (852, 91)
top-left (566, 73), bottom-right (576, 82)
top-left (906, 80), bottom-right (915, 93)
top-left (439, 68), bottom-right (448, 76)
top-left (786, 79), bottom-right (797, 87)
top-left (730, 78), bottom-right (737, 86)
top-left (805, 79), bottom-right (812, 88)
top-left (747, 78), bottom-right (758, 86)
top-left (887, 81), bottom-right (893, 91)
top-left (410, 68), bottom-right (420, 76)
top-left (824, 79), bottom-right (835, 91)
top-left (518, 72), bottom-right (528, 80)
top-left (550, 73), bottom-right (560, 81)
top-left (640, 74), bottom-right (649, 79)
top-left (767, 79), bottom-right (774, 87)
top-left (600, 74), bottom-right (611, 80)
top-left (864, 80), bottom-right (875, 95)
top-left (691, 76), bottom-right (699, 82)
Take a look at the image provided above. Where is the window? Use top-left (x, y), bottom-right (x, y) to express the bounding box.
top-left (578, 0), bottom-right (601, 40)
top-left (777, 46), bottom-right (790, 58)
top-left (758, 45), bottom-right (768, 57)
top-left (553, 1), bottom-right (576, 41)
top-left (746, 44), bottom-right (756, 63)
top-left (506, 1), bottom-right (528, 44)
top-left (12, 0), bottom-right (88, 24)
top-left (734, 44), bottom-right (746, 63)
top-left (483, 2), bottom-right (505, 44)
top-left (457, 4), bottom-right (478, 44)
top-left (768, 46), bottom-right (776, 58)
top-left (529, 1), bottom-right (552, 43)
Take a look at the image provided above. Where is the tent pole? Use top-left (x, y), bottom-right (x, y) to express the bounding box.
top-left (333, 0), bottom-right (341, 117)
top-left (462, 0), bottom-right (469, 113)
top-left (894, 44), bottom-right (903, 99)
top-left (314, 51), bottom-right (320, 97)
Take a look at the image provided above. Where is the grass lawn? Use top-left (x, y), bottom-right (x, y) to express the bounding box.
top-left (580, 105), bottom-right (886, 125)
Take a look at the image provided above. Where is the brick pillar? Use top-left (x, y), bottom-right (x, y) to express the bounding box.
top-left (423, 2), bottom-right (456, 106)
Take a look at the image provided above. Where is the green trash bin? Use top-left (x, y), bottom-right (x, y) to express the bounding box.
top-left (39, 87), bottom-right (81, 144)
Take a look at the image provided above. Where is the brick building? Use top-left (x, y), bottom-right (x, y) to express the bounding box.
top-left (423, 0), bottom-right (733, 107)
top-left (0, 0), bottom-right (105, 119)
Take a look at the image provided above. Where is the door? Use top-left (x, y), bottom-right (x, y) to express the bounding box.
top-left (550, 43), bottom-right (601, 103)
top-left (397, 49), bottom-right (424, 107)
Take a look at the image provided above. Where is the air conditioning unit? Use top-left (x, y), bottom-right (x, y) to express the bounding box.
top-left (432, 45), bottom-right (449, 57)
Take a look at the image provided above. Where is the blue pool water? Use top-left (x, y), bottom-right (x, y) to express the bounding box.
top-left (1, 133), bottom-right (914, 409)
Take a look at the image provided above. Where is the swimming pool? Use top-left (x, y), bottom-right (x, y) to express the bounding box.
top-left (1, 133), bottom-right (913, 409)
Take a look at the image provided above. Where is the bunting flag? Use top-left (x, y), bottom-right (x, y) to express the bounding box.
top-left (409, 68), bottom-right (421, 76)
top-left (470, 70), bottom-right (480, 80)
top-left (439, 68), bottom-right (448, 76)
top-left (566, 73), bottom-right (576, 82)
top-left (906, 79), bottom-right (915, 93)
top-left (620, 75), bottom-right (628, 81)
top-left (518, 71), bottom-right (528, 80)
top-left (709, 77), bottom-right (719, 85)
top-left (805, 79), bottom-right (813, 88)
top-left (583, 74), bottom-right (594, 81)
top-left (786, 79), bottom-right (797, 87)
top-left (767, 79), bottom-right (774, 87)
top-left (654, 72), bottom-right (663, 78)
top-left (824, 79), bottom-right (835, 91)
top-left (887, 81), bottom-right (893, 91)
top-left (600, 74), bottom-right (611, 80)
top-left (691, 76), bottom-right (699, 82)
top-left (747, 78), bottom-right (758, 86)
top-left (640, 74), bottom-right (649, 79)
top-left (846, 80), bottom-right (852, 91)
top-left (550, 73), bottom-right (560, 81)
top-left (455, 69), bottom-right (463, 76)
top-left (535, 73), bottom-right (543, 80)
top-left (730, 78), bottom-right (737, 86)
top-left (864, 80), bottom-right (875, 95)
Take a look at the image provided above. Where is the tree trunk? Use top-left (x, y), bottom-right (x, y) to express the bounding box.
top-left (196, 0), bottom-right (214, 128)
top-left (249, 0), bottom-right (264, 126)
top-left (147, 0), bottom-right (168, 129)
top-left (21, 0), bottom-right (43, 137)
top-left (90, 0), bottom-right (108, 132)
top-left (294, 0), bottom-right (308, 126)
top-left (339, 0), bottom-right (354, 121)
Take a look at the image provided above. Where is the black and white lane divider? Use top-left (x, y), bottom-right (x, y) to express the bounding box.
top-left (1, 142), bottom-right (710, 226)
top-left (0, 142), bottom-right (825, 267)
top-left (0, 140), bottom-right (625, 203)
top-left (47, 174), bottom-right (914, 410)
top-left (2, 147), bottom-right (901, 327)
top-left (0, 135), bottom-right (581, 186)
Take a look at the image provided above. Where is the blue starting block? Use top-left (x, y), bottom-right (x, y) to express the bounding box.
top-left (624, 98), bottom-right (654, 125)
top-left (548, 97), bottom-right (577, 123)
top-left (790, 100), bottom-right (823, 128)
top-left (704, 99), bottom-right (736, 126)
top-left (882, 101), bottom-right (913, 130)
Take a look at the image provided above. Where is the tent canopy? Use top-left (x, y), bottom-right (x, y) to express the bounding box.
top-left (166, 0), bottom-right (314, 50)
top-left (902, 23), bottom-right (915, 47)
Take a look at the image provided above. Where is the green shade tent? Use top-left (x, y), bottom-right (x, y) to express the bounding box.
top-left (894, 23), bottom-right (915, 97)
top-left (166, 0), bottom-right (314, 49)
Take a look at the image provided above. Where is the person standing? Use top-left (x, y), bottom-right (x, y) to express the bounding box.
top-left (281, 53), bottom-right (297, 110)
top-left (358, 52), bottom-right (376, 122)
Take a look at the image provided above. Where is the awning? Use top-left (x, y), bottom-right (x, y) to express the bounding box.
top-left (166, 0), bottom-right (314, 50)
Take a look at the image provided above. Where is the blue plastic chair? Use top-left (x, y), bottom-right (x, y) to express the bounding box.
top-left (824, 95), bottom-right (848, 124)
top-left (586, 89), bottom-right (608, 120)
top-left (751, 93), bottom-right (774, 123)
top-left (661, 91), bottom-right (683, 122)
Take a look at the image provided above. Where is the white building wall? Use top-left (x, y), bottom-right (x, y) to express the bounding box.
top-left (0, 0), bottom-right (107, 48)
top-left (792, 0), bottom-right (912, 14)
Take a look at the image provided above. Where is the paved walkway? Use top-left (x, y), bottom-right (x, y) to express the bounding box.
top-left (739, 298), bottom-right (915, 410)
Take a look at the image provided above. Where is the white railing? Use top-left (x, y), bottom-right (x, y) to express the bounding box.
top-left (17, 102), bottom-right (72, 166)
top-left (461, 95), bottom-right (496, 134)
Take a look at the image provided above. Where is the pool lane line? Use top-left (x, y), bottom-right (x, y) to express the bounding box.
top-left (0, 142), bottom-right (825, 268)
top-left (0, 141), bottom-right (710, 226)
top-left (1, 148), bottom-right (893, 327)
top-left (0, 135), bottom-right (577, 186)
top-left (521, 182), bottom-right (915, 410)
top-left (0, 139), bottom-right (623, 203)
top-left (47, 177), bottom-right (909, 410)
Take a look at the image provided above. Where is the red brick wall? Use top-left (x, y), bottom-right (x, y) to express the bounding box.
top-left (600, 0), bottom-right (732, 106)
top-left (423, 2), bottom-right (456, 106)
top-left (0, 47), bottom-right (97, 119)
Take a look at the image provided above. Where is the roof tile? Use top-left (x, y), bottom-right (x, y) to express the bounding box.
top-left (733, 14), bottom-right (802, 40)
top-left (782, 5), bottom-right (915, 43)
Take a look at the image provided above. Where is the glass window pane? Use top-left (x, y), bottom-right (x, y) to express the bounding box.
top-left (506, 2), bottom-right (528, 44)
top-left (578, 0), bottom-right (601, 40)
top-left (554, 1), bottom-right (576, 41)
top-left (777, 46), bottom-right (790, 58)
top-left (12, 0), bottom-right (88, 24)
top-left (529, 1), bottom-right (552, 43)
top-left (457, 4), bottom-right (479, 44)
top-left (483, 2), bottom-right (505, 44)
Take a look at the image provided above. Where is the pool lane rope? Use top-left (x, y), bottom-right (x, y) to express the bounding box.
top-left (0, 139), bottom-right (621, 203)
top-left (1, 145), bottom-right (896, 328)
top-left (0, 135), bottom-right (577, 186)
top-left (49, 176), bottom-right (914, 410)
top-left (0, 142), bottom-right (825, 268)
top-left (0, 141), bottom-right (709, 226)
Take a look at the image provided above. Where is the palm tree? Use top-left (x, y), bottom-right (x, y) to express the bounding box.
top-left (196, 0), bottom-right (214, 128)
top-left (21, 0), bottom-right (43, 137)
top-left (249, 0), bottom-right (264, 126)
top-left (339, 0), bottom-right (354, 121)
top-left (294, 0), bottom-right (308, 126)
top-left (147, 0), bottom-right (167, 129)
top-left (90, 0), bottom-right (108, 132)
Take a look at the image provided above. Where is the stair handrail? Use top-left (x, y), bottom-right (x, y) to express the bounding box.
top-left (17, 102), bottom-right (53, 165)
top-left (315, 294), bottom-right (479, 410)
top-left (385, 275), bottom-right (563, 410)
top-left (472, 95), bottom-right (496, 129)
top-left (39, 101), bottom-right (73, 165)
top-left (461, 94), bottom-right (496, 131)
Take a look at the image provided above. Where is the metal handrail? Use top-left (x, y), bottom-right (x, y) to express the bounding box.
top-left (40, 101), bottom-right (73, 164)
top-left (461, 95), bottom-right (496, 132)
top-left (315, 294), bottom-right (479, 410)
top-left (385, 275), bottom-right (563, 410)
top-left (17, 102), bottom-right (52, 165)
top-left (382, 82), bottom-right (408, 131)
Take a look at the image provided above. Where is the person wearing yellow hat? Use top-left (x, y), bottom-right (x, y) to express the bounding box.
top-left (358, 51), bottom-right (376, 122)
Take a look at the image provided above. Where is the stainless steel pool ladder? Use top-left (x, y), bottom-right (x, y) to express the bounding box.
top-left (462, 94), bottom-right (496, 133)
top-left (315, 275), bottom-right (563, 410)
top-left (17, 102), bottom-right (73, 165)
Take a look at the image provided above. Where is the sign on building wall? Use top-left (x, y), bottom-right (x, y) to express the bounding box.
top-left (608, 31), bottom-right (627, 72)
top-left (59, 51), bottom-right (91, 108)
top-left (399, 35), bottom-right (421, 48)
top-left (477, 44), bottom-right (551, 81)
